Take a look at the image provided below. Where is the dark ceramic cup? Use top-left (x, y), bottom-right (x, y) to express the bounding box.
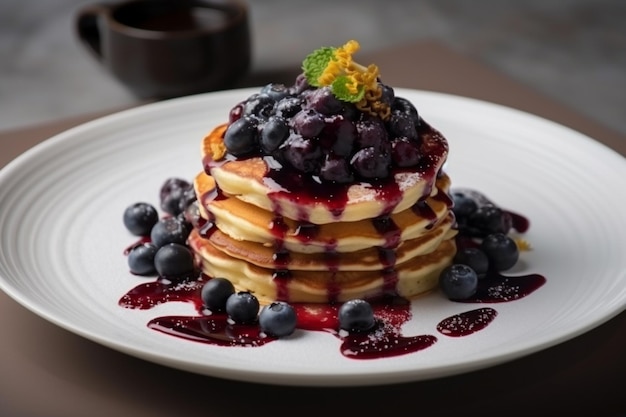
top-left (76, 0), bottom-right (250, 99)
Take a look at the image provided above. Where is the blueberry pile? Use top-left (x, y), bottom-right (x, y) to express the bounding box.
top-left (123, 178), bottom-right (197, 278)
top-left (200, 278), bottom-right (298, 337)
top-left (439, 190), bottom-right (520, 300)
top-left (199, 276), bottom-right (378, 337)
top-left (223, 75), bottom-right (423, 182)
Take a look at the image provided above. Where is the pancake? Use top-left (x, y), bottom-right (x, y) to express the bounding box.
top-left (189, 229), bottom-right (457, 303)
top-left (202, 122), bottom-right (449, 225)
top-left (203, 213), bottom-right (456, 271)
top-left (193, 170), bottom-right (453, 254)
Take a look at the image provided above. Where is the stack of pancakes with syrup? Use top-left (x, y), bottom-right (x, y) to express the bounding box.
top-left (187, 41), bottom-right (457, 304)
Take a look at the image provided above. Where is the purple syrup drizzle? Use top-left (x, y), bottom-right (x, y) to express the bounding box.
top-left (463, 272), bottom-right (546, 303)
top-left (508, 210), bottom-right (530, 233)
top-left (437, 307), bottom-right (498, 337)
top-left (119, 275), bottom-right (206, 311)
top-left (149, 315), bottom-right (274, 347)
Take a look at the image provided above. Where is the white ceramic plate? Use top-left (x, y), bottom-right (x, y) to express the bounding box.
top-left (1, 88), bottom-right (626, 386)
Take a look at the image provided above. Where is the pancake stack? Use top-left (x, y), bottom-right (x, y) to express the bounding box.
top-left (187, 41), bottom-right (457, 304)
top-left (189, 127), bottom-right (456, 304)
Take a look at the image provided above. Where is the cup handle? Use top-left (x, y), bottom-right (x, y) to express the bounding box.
top-left (75, 4), bottom-right (110, 60)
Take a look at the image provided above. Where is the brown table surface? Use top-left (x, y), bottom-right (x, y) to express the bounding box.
top-left (1, 41), bottom-right (625, 416)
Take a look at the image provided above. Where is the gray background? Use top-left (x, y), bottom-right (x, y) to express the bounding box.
top-left (1, 0), bottom-right (624, 135)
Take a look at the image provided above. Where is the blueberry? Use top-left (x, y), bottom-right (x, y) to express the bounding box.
top-left (123, 202), bottom-right (158, 236)
top-left (387, 109), bottom-right (417, 140)
top-left (201, 277), bottom-right (235, 312)
top-left (260, 83), bottom-right (290, 101)
top-left (160, 178), bottom-right (190, 199)
top-left (320, 155), bottom-right (354, 183)
top-left (225, 291), bottom-right (260, 324)
top-left (355, 118), bottom-right (387, 149)
top-left (480, 233), bottom-right (519, 271)
top-left (150, 217), bottom-right (190, 248)
top-left (223, 116), bottom-right (259, 157)
top-left (391, 137), bottom-right (421, 167)
top-left (290, 73), bottom-right (311, 95)
top-left (182, 200), bottom-right (201, 229)
top-left (281, 134), bottom-right (322, 173)
top-left (340, 102), bottom-right (360, 121)
top-left (161, 188), bottom-right (186, 216)
top-left (160, 178), bottom-right (191, 215)
top-left (260, 115), bottom-right (290, 153)
top-left (350, 146), bottom-right (390, 179)
top-left (307, 86), bottom-right (343, 115)
top-left (392, 97), bottom-right (419, 126)
top-left (338, 299), bottom-right (376, 333)
top-left (154, 243), bottom-right (194, 277)
top-left (467, 204), bottom-right (512, 237)
top-left (259, 301), bottom-right (297, 337)
top-left (439, 264), bottom-right (478, 300)
top-left (321, 114), bottom-right (356, 156)
top-left (451, 191), bottom-right (478, 221)
top-left (243, 93), bottom-right (275, 119)
top-left (453, 247), bottom-right (489, 277)
top-left (177, 186), bottom-right (197, 215)
top-left (292, 109), bottom-right (325, 138)
top-left (127, 242), bottom-right (158, 275)
top-left (274, 96), bottom-right (303, 118)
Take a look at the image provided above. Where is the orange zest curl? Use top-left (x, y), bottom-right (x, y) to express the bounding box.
top-left (303, 40), bottom-right (390, 120)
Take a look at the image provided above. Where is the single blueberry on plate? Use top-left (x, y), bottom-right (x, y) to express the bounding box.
top-left (154, 243), bottom-right (194, 277)
top-left (338, 299), bottom-right (376, 333)
top-left (451, 191), bottom-right (478, 222)
top-left (123, 202), bottom-right (158, 236)
top-left (453, 247), bottom-right (489, 277)
top-left (468, 204), bottom-right (512, 236)
top-left (225, 291), bottom-right (260, 324)
top-left (201, 277), bottom-right (235, 312)
top-left (439, 264), bottom-right (478, 300)
top-left (150, 217), bottom-right (190, 248)
top-left (481, 233), bottom-right (519, 271)
top-left (127, 242), bottom-right (157, 275)
top-left (160, 178), bottom-right (191, 216)
top-left (259, 301), bottom-right (297, 337)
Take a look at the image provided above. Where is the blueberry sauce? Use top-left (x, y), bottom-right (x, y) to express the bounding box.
top-left (508, 210), bottom-right (530, 233)
top-left (437, 307), bottom-right (498, 337)
top-left (372, 215), bottom-right (402, 249)
top-left (119, 275), bottom-right (206, 310)
top-left (194, 185), bottom-right (228, 240)
top-left (462, 272), bottom-right (546, 303)
top-left (294, 222), bottom-right (321, 242)
top-left (127, 290), bottom-right (437, 359)
top-left (149, 314), bottom-right (273, 347)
